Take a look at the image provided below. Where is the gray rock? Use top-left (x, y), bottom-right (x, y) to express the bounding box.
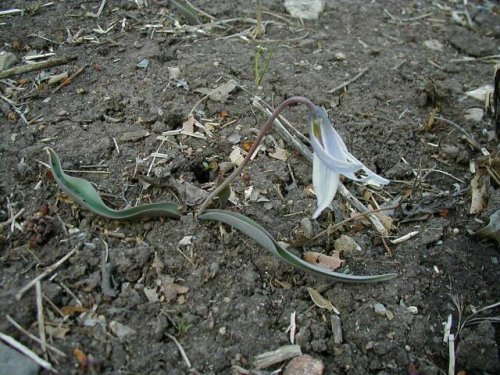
top-left (284, 354), bottom-right (324, 375)
top-left (300, 217), bottom-right (313, 238)
top-left (373, 303), bottom-right (387, 316)
top-left (334, 235), bottom-right (359, 254)
top-left (285, 0), bottom-right (325, 20)
top-left (0, 52), bottom-right (17, 71)
top-left (0, 341), bottom-right (40, 375)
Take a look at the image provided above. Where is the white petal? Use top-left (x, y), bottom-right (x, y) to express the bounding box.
top-left (312, 152), bottom-right (340, 219)
top-left (309, 105), bottom-right (389, 187)
top-left (309, 122), bottom-right (363, 173)
top-left (316, 107), bottom-right (349, 155)
top-left (341, 151), bottom-right (390, 185)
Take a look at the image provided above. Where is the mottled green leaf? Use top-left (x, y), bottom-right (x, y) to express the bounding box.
top-left (199, 209), bottom-right (397, 283)
top-left (46, 147), bottom-right (180, 220)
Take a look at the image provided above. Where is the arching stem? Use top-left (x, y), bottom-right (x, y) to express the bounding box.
top-left (197, 96), bottom-right (316, 215)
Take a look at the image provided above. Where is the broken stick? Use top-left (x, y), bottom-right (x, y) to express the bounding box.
top-left (0, 55), bottom-right (78, 79)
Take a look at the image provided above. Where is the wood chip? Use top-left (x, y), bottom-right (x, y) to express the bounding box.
top-left (253, 344), bottom-right (302, 369)
top-left (119, 130), bottom-right (150, 142)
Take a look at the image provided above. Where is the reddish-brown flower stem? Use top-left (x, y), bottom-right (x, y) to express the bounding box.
top-left (197, 96), bottom-right (316, 215)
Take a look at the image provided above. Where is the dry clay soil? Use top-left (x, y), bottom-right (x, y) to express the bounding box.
top-left (1, 1), bottom-right (500, 374)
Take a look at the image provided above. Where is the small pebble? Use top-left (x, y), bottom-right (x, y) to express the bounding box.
top-left (284, 354), bottom-right (324, 375)
top-left (300, 217), bottom-right (313, 238)
top-left (373, 303), bottom-right (387, 316)
top-left (334, 52), bottom-right (346, 60)
top-left (385, 310), bottom-right (394, 320)
top-left (109, 321), bottom-right (137, 340)
top-left (168, 66), bottom-right (180, 80)
top-left (407, 306), bottom-right (418, 315)
top-left (136, 58), bottom-right (149, 69)
top-left (83, 242), bottom-right (96, 251)
top-left (0, 52), bottom-right (17, 71)
top-left (334, 235), bottom-right (359, 254)
top-left (331, 315), bottom-right (343, 344)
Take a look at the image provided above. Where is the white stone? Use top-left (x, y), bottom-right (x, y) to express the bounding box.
top-left (285, 0), bottom-right (325, 20)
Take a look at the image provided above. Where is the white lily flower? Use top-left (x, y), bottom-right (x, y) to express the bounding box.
top-left (309, 106), bottom-right (390, 219)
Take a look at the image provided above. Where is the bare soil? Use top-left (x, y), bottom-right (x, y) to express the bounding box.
top-left (1, 1), bottom-right (499, 374)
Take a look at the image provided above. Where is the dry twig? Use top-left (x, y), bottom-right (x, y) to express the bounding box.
top-left (0, 56), bottom-right (77, 79)
top-left (328, 68), bottom-right (369, 94)
top-left (35, 281), bottom-right (48, 359)
top-left (0, 331), bottom-right (55, 372)
top-left (6, 315), bottom-right (66, 357)
top-left (434, 115), bottom-right (481, 151)
top-left (0, 207), bottom-right (25, 231)
top-left (16, 244), bottom-right (80, 300)
top-left (0, 94), bottom-right (29, 125)
top-left (52, 65), bottom-right (86, 93)
top-left (165, 333), bottom-right (192, 369)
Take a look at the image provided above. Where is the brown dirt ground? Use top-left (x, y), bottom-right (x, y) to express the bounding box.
top-left (1, 1), bottom-right (499, 374)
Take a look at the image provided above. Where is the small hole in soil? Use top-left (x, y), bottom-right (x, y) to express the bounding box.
top-left (191, 163), bottom-right (210, 183)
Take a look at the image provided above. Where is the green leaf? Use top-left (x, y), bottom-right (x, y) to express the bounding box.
top-left (199, 209), bottom-right (397, 283)
top-left (46, 147), bottom-right (180, 220)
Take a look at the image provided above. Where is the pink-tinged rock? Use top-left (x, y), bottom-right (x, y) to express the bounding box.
top-left (284, 354), bottom-right (324, 375)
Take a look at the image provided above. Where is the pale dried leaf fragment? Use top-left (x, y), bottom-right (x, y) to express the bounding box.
top-left (469, 173), bottom-right (488, 214)
top-left (157, 274), bottom-right (189, 303)
top-left (465, 85), bottom-right (494, 102)
top-left (229, 147), bottom-right (245, 166)
top-left (373, 211), bottom-right (393, 231)
top-left (464, 107), bottom-right (484, 122)
top-left (269, 146), bottom-right (289, 161)
top-left (47, 72), bottom-right (68, 85)
top-left (181, 115), bottom-right (210, 138)
top-left (153, 252), bottom-right (189, 302)
top-left (304, 251), bottom-right (344, 270)
top-left (109, 321), bottom-right (137, 340)
top-left (307, 287), bottom-right (340, 314)
top-left (182, 116), bottom-right (195, 133)
top-left (196, 80), bottom-right (237, 102)
top-left (167, 177), bottom-right (208, 206)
